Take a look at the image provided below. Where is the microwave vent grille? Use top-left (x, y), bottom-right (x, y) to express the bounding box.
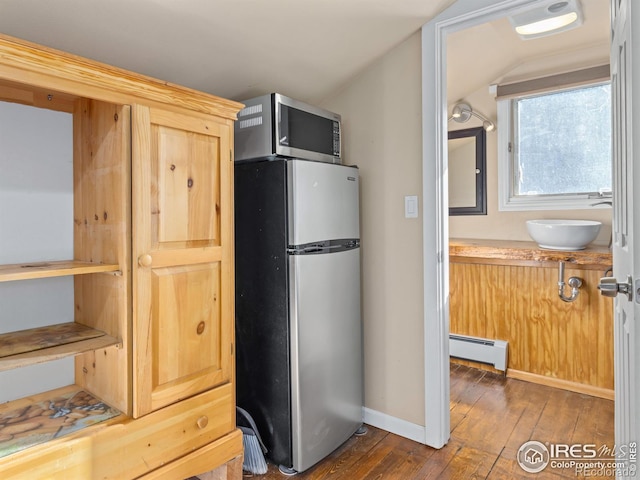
top-left (239, 117), bottom-right (263, 129)
top-left (238, 104), bottom-right (263, 117)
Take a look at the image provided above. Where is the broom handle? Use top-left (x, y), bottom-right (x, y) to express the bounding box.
top-left (236, 406), bottom-right (268, 453)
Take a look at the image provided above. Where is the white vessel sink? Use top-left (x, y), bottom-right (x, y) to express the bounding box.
top-left (526, 219), bottom-right (602, 251)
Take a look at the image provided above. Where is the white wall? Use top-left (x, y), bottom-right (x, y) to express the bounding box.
top-left (0, 101), bottom-right (74, 402)
top-left (322, 31), bottom-right (426, 426)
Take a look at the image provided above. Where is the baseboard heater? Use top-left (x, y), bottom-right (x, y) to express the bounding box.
top-left (449, 334), bottom-right (508, 372)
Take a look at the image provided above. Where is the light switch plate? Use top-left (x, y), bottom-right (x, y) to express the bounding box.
top-left (405, 195), bottom-right (418, 218)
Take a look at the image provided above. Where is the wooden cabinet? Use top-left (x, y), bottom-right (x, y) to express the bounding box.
top-left (0, 34), bottom-right (242, 479)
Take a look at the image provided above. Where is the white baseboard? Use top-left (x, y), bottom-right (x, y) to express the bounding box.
top-left (362, 407), bottom-right (426, 444)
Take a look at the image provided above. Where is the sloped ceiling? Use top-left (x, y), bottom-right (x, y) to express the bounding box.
top-left (0, 0), bottom-right (455, 105)
top-left (447, 0), bottom-right (610, 105)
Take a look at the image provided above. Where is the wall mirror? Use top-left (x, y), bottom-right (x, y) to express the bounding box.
top-left (448, 126), bottom-right (487, 216)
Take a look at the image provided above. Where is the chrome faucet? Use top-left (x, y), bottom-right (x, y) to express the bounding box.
top-left (590, 200), bottom-right (612, 248)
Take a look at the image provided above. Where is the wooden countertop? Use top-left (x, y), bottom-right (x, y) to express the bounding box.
top-left (449, 238), bottom-right (612, 268)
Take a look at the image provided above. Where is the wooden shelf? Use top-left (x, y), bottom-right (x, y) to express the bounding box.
top-left (0, 260), bottom-right (120, 283)
top-left (0, 323), bottom-right (120, 371)
top-left (0, 385), bottom-right (122, 459)
top-left (449, 238), bottom-right (612, 268)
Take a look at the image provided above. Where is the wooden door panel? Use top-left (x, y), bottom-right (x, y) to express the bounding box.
top-left (155, 125), bottom-right (220, 245)
top-left (152, 263), bottom-right (222, 387)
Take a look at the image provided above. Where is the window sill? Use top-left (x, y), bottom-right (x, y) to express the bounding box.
top-left (499, 197), bottom-right (612, 212)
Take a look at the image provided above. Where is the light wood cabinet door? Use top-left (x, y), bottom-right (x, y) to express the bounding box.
top-left (132, 105), bottom-right (234, 417)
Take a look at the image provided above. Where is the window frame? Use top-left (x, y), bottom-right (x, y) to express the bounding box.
top-left (498, 81), bottom-right (612, 211)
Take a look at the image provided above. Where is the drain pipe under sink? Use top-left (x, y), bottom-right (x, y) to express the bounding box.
top-left (558, 261), bottom-right (582, 303)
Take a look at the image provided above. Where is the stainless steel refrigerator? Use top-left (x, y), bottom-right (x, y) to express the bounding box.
top-left (235, 158), bottom-right (363, 474)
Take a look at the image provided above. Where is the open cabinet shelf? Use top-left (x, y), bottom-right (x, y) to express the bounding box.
top-left (0, 322), bottom-right (120, 372)
top-left (0, 384), bottom-right (122, 459)
top-left (0, 261), bottom-right (120, 283)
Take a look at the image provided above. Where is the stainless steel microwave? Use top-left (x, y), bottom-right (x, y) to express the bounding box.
top-left (234, 93), bottom-right (341, 164)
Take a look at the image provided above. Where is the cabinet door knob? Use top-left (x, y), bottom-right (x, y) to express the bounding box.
top-left (196, 415), bottom-right (209, 429)
top-left (138, 254), bottom-right (153, 267)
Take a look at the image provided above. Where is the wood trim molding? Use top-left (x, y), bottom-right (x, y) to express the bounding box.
top-left (0, 33), bottom-right (243, 120)
top-left (362, 407), bottom-right (426, 444)
top-left (507, 369), bottom-right (614, 400)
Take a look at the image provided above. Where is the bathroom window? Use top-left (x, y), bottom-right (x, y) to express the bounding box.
top-left (498, 81), bottom-right (612, 211)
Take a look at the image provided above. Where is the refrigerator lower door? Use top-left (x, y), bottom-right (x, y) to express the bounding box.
top-left (289, 247), bottom-right (363, 472)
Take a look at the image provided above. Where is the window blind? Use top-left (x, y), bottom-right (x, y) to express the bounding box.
top-left (494, 64), bottom-right (610, 99)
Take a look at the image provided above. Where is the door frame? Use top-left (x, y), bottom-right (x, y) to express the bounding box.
top-left (420, 0), bottom-right (546, 448)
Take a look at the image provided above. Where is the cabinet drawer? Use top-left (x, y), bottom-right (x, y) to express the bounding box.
top-left (137, 431), bottom-right (242, 480)
top-left (0, 384), bottom-right (235, 479)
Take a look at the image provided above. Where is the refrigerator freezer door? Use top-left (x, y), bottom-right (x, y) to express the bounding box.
top-left (287, 160), bottom-right (359, 246)
top-left (289, 247), bottom-right (363, 473)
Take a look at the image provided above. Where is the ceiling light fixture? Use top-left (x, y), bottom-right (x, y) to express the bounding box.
top-left (448, 103), bottom-right (495, 132)
top-left (509, 0), bottom-right (583, 40)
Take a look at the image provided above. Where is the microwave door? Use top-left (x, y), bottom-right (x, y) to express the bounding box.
top-left (275, 95), bottom-right (341, 164)
top-left (278, 101), bottom-right (290, 150)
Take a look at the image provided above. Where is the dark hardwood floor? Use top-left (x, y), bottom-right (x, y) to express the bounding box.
top-left (246, 363), bottom-right (615, 479)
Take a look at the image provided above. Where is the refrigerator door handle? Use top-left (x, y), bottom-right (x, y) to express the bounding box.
top-left (288, 239), bottom-right (360, 255)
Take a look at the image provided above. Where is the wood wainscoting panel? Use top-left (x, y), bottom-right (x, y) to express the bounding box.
top-left (449, 261), bottom-right (614, 395)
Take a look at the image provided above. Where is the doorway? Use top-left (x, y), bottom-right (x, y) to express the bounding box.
top-left (421, 0), bottom-right (613, 448)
